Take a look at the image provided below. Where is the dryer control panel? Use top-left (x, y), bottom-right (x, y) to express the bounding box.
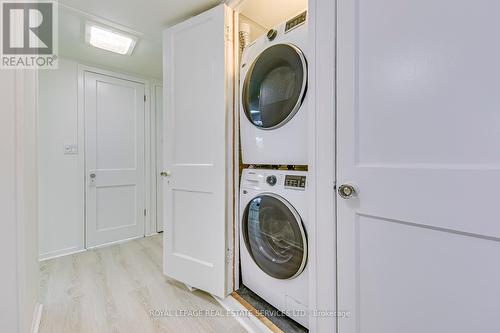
top-left (285, 175), bottom-right (306, 190)
top-left (285, 11), bottom-right (307, 33)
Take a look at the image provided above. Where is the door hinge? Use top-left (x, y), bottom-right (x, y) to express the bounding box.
top-left (224, 25), bottom-right (232, 42)
top-left (225, 248), bottom-right (232, 264)
top-left (144, 209), bottom-right (147, 216)
top-left (144, 95), bottom-right (147, 102)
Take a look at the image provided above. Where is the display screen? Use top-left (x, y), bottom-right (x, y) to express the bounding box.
top-left (285, 11), bottom-right (307, 33)
top-left (285, 175), bottom-right (306, 189)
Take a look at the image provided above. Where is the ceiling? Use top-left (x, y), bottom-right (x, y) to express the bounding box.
top-left (58, 0), bottom-right (221, 79)
top-left (57, 0), bottom-right (308, 78)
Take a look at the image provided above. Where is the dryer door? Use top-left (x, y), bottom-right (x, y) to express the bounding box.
top-left (242, 44), bottom-right (307, 130)
top-left (242, 193), bottom-right (307, 279)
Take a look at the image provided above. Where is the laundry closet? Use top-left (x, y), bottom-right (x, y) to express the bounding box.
top-left (236, 1), bottom-right (310, 331)
top-left (161, 0), bottom-right (310, 331)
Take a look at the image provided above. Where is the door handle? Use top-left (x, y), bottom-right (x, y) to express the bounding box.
top-left (89, 171), bottom-right (96, 185)
top-left (338, 184), bottom-right (356, 199)
top-left (160, 170), bottom-right (171, 177)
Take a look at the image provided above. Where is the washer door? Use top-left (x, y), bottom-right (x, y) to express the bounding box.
top-left (242, 193), bottom-right (307, 280)
top-left (242, 44), bottom-right (307, 130)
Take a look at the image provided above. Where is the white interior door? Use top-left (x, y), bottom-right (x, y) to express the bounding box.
top-left (162, 4), bottom-right (233, 298)
top-left (337, 1), bottom-right (500, 332)
top-left (85, 71), bottom-right (145, 248)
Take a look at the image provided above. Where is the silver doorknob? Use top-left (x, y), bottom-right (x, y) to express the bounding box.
top-left (89, 172), bottom-right (96, 185)
top-left (338, 184), bottom-right (356, 199)
top-left (160, 170), bottom-right (171, 177)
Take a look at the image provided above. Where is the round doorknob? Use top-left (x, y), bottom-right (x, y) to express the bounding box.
top-left (160, 170), bottom-right (171, 177)
top-left (338, 184), bottom-right (356, 199)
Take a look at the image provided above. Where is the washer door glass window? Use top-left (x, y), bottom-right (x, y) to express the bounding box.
top-left (242, 44), bottom-right (307, 129)
top-left (242, 194), bottom-right (307, 279)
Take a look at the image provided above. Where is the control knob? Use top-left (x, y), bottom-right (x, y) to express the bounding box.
top-left (266, 175), bottom-right (277, 186)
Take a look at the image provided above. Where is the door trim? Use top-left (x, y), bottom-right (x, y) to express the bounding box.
top-left (77, 64), bottom-right (152, 248)
top-left (151, 80), bottom-right (163, 233)
top-left (307, 0), bottom-right (337, 332)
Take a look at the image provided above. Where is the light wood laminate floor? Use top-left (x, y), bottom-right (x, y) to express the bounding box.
top-left (39, 235), bottom-right (246, 333)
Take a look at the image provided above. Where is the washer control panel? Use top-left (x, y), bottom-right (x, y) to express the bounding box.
top-left (285, 175), bottom-right (306, 190)
top-left (285, 11), bottom-right (307, 33)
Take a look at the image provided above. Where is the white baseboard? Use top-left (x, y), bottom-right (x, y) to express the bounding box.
top-left (39, 233), bottom-right (160, 262)
top-left (86, 235), bottom-right (145, 250)
top-left (213, 295), bottom-right (274, 333)
top-left (30, 303), bottom-right (43, 333)
top-left (39, 247), bottom-right (85, 261)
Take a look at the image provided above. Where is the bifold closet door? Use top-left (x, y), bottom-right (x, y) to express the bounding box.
top-left (162, 4), bottom-right (234, 298)
top-left (337, 0), bottom-right (500, 332)
top-left (85, 71), bottom-right (145, 248)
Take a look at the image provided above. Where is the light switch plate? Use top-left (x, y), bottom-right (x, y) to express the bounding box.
top-left (64, 144), bottom-right (78, 155)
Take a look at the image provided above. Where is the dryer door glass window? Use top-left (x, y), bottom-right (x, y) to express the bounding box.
top-left (242, 44), bottom-right (307, 129)
top-left (242, 194), bottom-right (307, 279)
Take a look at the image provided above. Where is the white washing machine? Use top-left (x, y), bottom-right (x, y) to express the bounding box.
top-left (239, 169), bottom-right (308, 328)
top-left (240, 11), bottom-right (308, 165)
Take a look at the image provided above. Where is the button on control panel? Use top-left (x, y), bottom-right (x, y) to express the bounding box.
top-left (285, 175), bottom-right (306, 190)
top-left (285, 11), bottom-right (307, 33)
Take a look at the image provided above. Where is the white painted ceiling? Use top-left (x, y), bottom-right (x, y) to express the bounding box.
top-left (58, 0), bottom-right (221, 78)
top-left (57, 0), bottom-right (307, 78)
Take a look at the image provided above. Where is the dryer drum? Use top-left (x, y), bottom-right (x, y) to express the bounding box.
top-left (242, 193), bottom-right (307, 280)
top-left (242, 44), bottom-right (307, 130)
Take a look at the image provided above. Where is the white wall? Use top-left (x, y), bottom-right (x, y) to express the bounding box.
top-left (239, 14), bottom-right (267, 42)
top-left (38, 59), bottom-right (84, 259)
top-left (0, 70), bottom-right (19, 333)
top-left (0, 70), bottom-right (40, 333)
top-left (38, 58), bottom-right (160, 259)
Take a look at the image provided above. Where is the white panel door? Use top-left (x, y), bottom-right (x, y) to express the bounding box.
top-left (337, 1), bottom-right (500, 332)
top-left (85, 72), bottom-right (145, 248)
top-left (162, 4), bottom-right (232, 298)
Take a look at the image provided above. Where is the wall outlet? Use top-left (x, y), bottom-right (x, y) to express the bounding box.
top-left (64, 144), bottom-right (78, 155)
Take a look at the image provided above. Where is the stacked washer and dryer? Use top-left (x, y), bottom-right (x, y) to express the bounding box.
top-left (239, 10), bottom-right (309, 329)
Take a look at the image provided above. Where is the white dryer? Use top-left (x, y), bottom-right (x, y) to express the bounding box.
top-left (239, 169), bottom-right (308, 328)
top-left (240, 11), bottom-right (308, 165)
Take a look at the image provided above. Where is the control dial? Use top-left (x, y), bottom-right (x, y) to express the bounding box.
top-left (266, 175), bottom-right (277, 186)
top-left (267, 29), bottom-right (277, 41)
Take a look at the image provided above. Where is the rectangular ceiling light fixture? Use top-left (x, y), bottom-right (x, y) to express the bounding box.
top-left (85, 23), bottom-right (137, 55)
